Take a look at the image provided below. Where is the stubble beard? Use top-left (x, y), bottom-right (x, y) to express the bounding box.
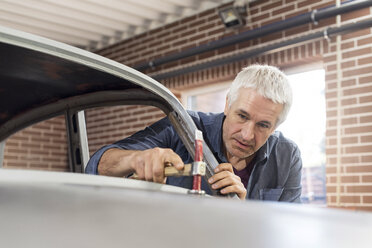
top-left (227, 136), bottom-right (256, 160)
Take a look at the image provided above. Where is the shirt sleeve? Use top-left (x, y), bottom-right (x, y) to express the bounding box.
top-left (85, 117), bottom-right (175, 175)
top-left (279, 146), bottom-right (303, 203)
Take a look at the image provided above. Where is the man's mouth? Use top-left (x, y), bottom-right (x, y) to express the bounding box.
top-left (234, 138), bottom-right (254, 149)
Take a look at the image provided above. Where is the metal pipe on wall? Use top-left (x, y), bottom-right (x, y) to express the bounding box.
top-left (135, 0), bottom-right (372, 72)
top-left (151, 18), bottom-right (372, 80)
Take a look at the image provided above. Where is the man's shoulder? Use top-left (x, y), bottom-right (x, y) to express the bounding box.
top-left (187, 110), bottom-right (224, 125)
top-left (269, 131), bottom-right (299, 150)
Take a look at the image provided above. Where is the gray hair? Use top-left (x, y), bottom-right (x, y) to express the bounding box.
top-left (227, 64), bottom-right (292, 127)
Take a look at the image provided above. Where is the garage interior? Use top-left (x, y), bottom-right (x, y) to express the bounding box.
top-left (1, 0), bottom-right (372, 212)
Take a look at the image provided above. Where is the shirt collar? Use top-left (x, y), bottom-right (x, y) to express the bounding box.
top-left (203, 113), bottom-right (227, 163)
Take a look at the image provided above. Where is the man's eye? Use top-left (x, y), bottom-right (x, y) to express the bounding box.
top-left (258, 123), bottom-right (269, 128)
top-left (238, 114), bottom-right (247, 120)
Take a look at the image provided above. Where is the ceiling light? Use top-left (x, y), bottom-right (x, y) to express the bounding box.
top-left (219, 6), bottom-right (245, 29)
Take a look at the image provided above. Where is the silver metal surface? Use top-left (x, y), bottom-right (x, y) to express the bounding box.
top-left (0, 169), bottom-right (189, 194)
top-left (1, 169), bottom-right (372, 248)
top-left (0, 26), bottom-right (224, 195)
top-left (0, 26), bottom-right (218, 172)
top-left (78, 111), bottom-right (90, 171)
top-left (65, 110), bottom-right (90, 173)
top-left (0, 140), bottom-right (4, 168)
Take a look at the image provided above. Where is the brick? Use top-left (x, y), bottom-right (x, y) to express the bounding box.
top-left (341, 175), bottom-right (360, 183)
top-left (342, 117), bottom-right (358, 125)
top-left (261, 17), bottom-right (282, 27)
top-left (341, 156), bottom-right (359, 164)
top-left (5, 162), bottom-right (26, 167)
top-left (362, 175), bottom-right (372, 183)
top-left (188, 33), bottom-right (206, 42)
top-left (260, 32), bottom-right (284, 43)
top-left (344, 86), bottom-right (372, 96)
top-left (328, 196), bottom-right (336, 203)
top-left (361, 135), bottom-right (372, 143)
top-left (217, 45), bottom-right (237, 55)
top-left (312, 1), bottom-right (334, 10)
top-left (326, 128), bottom-right (337, 136)
top-left (252, 13), bottom-right (270, 23)
top-left (341, 60), bottom-right (355, 69)
top-left (326, 165), bottom-right (337, 173)
top-left (341, 8), bottom-right (370, 22)
top-left (327, 82), bottom-right (336, 90)
top-left (345, 145), bottom-right (372, 154)
top-left (360, 95), bottom-right (372, 104)
top-left (346, 165), bottom-right (372, 173)
top-left (327, 157), bottom-right (338, 166)
top-left (346, 185), bottom-right (372, 193)
top-left (7, 135), bottom-right (28, 141)
top-left (341, 136), bottom-right (358, 144)
top-left (327, 100), bottom-right (337, 108)
top-left (327, 185), bottom-right (344, 193)
top-left (326, 147), bottom-right (337, 155)
top-left (342, 47), bottom-right (372, 60)
top-left (314, 17), bottom-right (336, 30)
top-left (359, 75), bottom-right (372, 85)
top-left (344, 126), bottom-right (372, 134)
top-left (341, 98), bottom-right (356, 106)
top-left (285, 25), bottom-right (309, 37)
top-left (326, 110), bottom-right (337, 118)
top-left (341, 41), bottom-right (354, 50)
top-left (285, 9), bottom-right (308, 19)
top-left (363, 196), bottom-right (372, 204)
top-left (273, 5), bottom-right (294, 16)
top-left (361, 155), bottom-right (372, 162)
top-left (340, 195), bottom-right (361, 203)
top-left (323, 55), bottom-right (336, 63)
top-left (358, 56), bottom-right (372, 66)
top-left (360, 115), bottom-right (372, 123)
top-left (342, 29), bottom-right (371, 41)
top-left (357, 37), bottom-right (372, 47)
top-left (326, 91), bottom-right (337, 100)
top-left (208, 27), bottom-right (225, 36)
top-left (261, 1), bottom-right (282, 12)
top-left (341, 79), bottom-right (356, 87)
top-left (298, 0), bottom-right (316, 8)
top-left (327, 176), bottom-right (337, 184)
top-left (343, 105), bottom-right (372, 115)
top-left (198, 23), bottom-right (216, 32)
top-left (327, 119), bottom-right (337, 127)
top-left (328, 137), bottom-right (337, 145)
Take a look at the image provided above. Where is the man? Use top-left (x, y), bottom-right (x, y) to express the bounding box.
top-left (86, 64), bottom-right (302, 202)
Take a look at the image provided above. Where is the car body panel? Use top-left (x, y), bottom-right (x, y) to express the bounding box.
top-left (0, 26), bottom-right (372, 248)
top-left (1, 169), bottom-right (372, 248)
top-left (0, 26), bottom-right (221, 194)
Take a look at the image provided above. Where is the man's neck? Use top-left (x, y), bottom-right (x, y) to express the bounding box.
top-left (228, 154), bottom-right (255, 171)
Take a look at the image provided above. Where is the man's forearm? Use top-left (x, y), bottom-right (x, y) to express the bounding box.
top-left (97, 148), bottom-right (135, 177)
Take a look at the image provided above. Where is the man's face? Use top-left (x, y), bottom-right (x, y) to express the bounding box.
top-left (222, 87), bottom-right (283, 162)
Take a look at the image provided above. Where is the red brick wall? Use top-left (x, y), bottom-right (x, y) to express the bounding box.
top-left (3, 116), bottom-right (68, 171)
top-left (323, 10), bottom-right (372, 211)
top-left (86, 105), bottom-right (165, 155)
top-left (3, 0), bottom-right (372, 210)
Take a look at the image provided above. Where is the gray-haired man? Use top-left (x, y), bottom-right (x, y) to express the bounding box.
top-left (86, 64), bottom-right (302, 202)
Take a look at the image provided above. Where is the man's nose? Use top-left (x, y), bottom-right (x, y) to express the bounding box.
top-left (241, 121), bottom-right (254, 141)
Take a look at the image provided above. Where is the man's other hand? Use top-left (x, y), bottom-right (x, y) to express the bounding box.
top-left (208, 163), bottom-right (247, 200)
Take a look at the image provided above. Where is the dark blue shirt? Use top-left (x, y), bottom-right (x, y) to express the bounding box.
top-left (86, 111), bottom-right (302, 202)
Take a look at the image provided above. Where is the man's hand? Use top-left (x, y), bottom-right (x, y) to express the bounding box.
top-left (130, 148), bottom-right (184, 183)
top-left (98, 148), bottom-right (184, 183)
top-left (207, 163), bottom-right (247, 200)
